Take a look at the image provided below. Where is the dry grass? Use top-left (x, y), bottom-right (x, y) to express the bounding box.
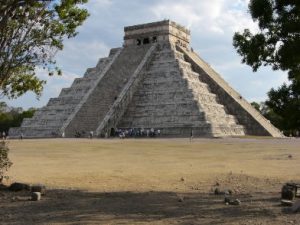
top-left (5, 138), bottom-right (300, 192)
top-left (2, 138), bottom-right (300, 225)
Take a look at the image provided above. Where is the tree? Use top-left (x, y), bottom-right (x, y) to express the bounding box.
top-left (233, 0), bottom-right (300, 81)
top-left (265, 81), bottom-right (300, 135)
top-left (0, 0), bottom-right (89, 98)
top-left (233, 0), bottom-right (300, 136)
top-left (251, 84), bottom-right (300, 136)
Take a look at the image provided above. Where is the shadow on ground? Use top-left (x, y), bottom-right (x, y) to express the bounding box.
top-left (0, 188), bottom-right (298, 225)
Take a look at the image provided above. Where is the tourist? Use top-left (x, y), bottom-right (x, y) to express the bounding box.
top-left (20, 133), bottom-right (23, 140)
top-left (190, 129), bottom-right (193, 142)
top-left (119, 131), bottom-right (125, 139)
top-left (89, 131), bottom-right (93, 139)
top-left (141, 128), bottom-right (144, 136)
top-left (2, 131), bottom-right (6, 140)
top-left (150, 128), bottom-right (154, 137)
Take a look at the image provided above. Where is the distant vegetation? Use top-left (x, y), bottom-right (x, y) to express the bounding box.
top-left (0, 102), bottom-right (36, 133)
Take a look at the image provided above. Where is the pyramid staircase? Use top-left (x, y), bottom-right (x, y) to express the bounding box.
top-left (177, 46), bottom-right (283, 137)
top-left (9, 20), bottom-right (284, 138)
top-left (9, 48), bottom-right (119, 137)
top-left (117, 43), bottom-right (245, 137)
top-left (9, 45), bottom-right (155, 137)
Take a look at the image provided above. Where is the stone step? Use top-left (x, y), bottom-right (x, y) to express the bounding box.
top-left (175, 51), bottom-right (185, 60)
top-left (131, 99), bottom-right (201, 107)
top-left (198, 102), bottom-right (227, 114)
top-left (148, 60), bottom-right (179, 69)
top-left (178, 59), bottom-right (192, 70)
top-left (118, 44), bottom-right (242, 133)
top-left (9, 126), bottom-right (62, 138)
top-left (210, 124), bottom-right (245, 136)
top-left (151, 51), bottom-right (175, 60)
top-left (64, 44), bottom-right (153, 136)
top-left (118, 120), bottom-right (211, 129)
top-left (121, 114), bottom-right (205, 123)
top-left (205, 115), bottom-right (238, 125)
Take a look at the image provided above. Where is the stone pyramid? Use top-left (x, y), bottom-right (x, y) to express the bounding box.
top-left (9, 20), bottom-right (283, 138)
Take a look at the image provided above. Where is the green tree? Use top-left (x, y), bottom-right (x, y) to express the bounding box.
top-left (233, 0), bottom-right (300, 136)
top-left (0, 0), bottom-right (89, 99)
top-left (265, 81), bottom-right (300, 135)
top-left (233, 0), bottom-right (300, 81)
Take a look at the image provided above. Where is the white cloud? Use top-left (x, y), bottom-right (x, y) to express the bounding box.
top-left (150, 0), bottom-right (257, 35)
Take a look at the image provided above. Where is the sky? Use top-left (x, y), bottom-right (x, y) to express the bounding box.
top-left (5, 0), bottom-right (289, 109)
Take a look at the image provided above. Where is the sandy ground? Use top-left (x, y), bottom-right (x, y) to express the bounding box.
top-left (1, 137), bottom-right (300, 224)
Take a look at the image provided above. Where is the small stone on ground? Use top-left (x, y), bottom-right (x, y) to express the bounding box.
top-left (31, 192), bottom-right (41, 201)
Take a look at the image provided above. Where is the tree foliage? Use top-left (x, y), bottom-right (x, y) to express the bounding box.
top-left (0, 0), bottom-right (89, 98)
top-left (251, 81), bottom-right (300, 136)
top-left (233, 0), bottom-right (300, 81)
top-left (265, 81), bottom-right (300, 135)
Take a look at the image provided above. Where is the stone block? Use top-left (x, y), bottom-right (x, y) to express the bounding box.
top-left (31, 192), bottom-right (41, 201)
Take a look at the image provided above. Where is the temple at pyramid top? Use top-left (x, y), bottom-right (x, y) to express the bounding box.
top-left (124, 20), bottom-right (190, 48)
top-left (9, 20), bottom-right (284, 138)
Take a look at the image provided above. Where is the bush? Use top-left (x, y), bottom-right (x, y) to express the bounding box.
top-left (0, 141), bottom-right (12, 183)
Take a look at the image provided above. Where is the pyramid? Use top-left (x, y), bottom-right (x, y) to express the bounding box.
top-left (9, 20), bottom-right (283, 138)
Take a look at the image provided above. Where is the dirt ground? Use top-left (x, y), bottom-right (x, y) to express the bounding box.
top-left (1, 137), bottom-right (300, 224)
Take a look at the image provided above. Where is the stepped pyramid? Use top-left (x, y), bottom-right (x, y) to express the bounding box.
top-left (9, 20), bottom-right (283, 138)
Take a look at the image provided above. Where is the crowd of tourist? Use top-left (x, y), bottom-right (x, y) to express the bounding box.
top-left (113, 128), bottom-right (161, 138)
top-left (71, 128), bottom-right (161, 139)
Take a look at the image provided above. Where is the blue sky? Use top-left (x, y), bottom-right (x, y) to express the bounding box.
top-left (5, 0), bottom-right (288, 109)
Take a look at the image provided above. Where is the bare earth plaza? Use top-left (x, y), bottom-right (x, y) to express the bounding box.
top-left (1, 138), bottom-right (300, 224)
top-left (1, 10), bottom-right (300, 225)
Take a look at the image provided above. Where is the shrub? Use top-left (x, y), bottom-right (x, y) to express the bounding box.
top-left (0, 141), bottom-right (12, 183)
